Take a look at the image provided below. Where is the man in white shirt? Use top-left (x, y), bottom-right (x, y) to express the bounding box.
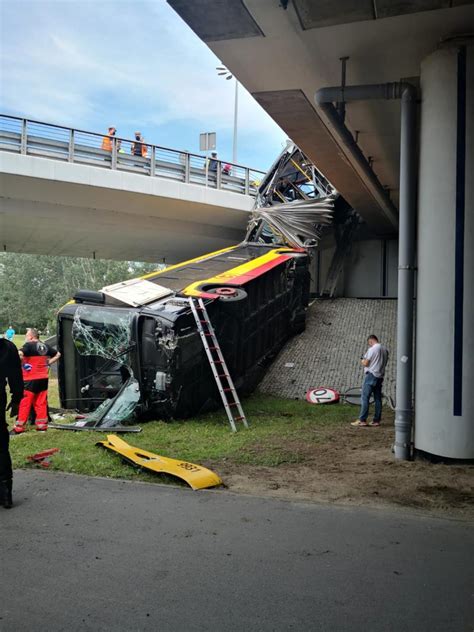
top-left (351, 334), bottom-right (389, 427)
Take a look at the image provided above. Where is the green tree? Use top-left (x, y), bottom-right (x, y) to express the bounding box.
top-left (0, 253), bottom-right (159, 334)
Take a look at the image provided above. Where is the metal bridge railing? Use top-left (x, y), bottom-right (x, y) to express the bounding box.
top-left (0, 114), bottom-right (265, 196)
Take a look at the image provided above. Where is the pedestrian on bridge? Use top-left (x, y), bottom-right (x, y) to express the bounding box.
top-left (101, 126), bottom-right (116, 151)
top-left (131, 132), bottom-right (148, 158)
top-left (207, 151), bottom-right (219, 185)
top-left (208, 151), bottom-right (218, 174)
top-left (0, 337), bottom-right (23, 508)
top-left (351, 334), bottom-right (389, 428)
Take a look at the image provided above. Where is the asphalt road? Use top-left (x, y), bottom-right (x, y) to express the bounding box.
top-left (1, 470), bottom-right (473, 632)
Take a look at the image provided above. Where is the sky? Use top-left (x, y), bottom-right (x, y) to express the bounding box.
top-left (0, 0), bottom-right (288, 171)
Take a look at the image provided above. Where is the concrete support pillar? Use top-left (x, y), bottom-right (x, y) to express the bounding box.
top-left (415, 42), bottom-right (474, 459)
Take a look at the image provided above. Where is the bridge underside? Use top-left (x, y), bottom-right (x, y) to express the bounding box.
top-left (169, 0), bottom-right (474, 236)
top-left (0, 153), bottom-right (252, 263)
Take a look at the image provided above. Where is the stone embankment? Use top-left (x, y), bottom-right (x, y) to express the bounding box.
top-left (259, 298), bottom-right (397, 400)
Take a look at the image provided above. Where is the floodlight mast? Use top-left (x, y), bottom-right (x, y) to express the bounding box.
top-left (216, 65), bottom-right (238, 164)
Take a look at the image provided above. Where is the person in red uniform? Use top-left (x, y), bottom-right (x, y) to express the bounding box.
top-left (0, 337), bottom-right (23, 508)
top-left (13, 328), bottom-right (61, 434)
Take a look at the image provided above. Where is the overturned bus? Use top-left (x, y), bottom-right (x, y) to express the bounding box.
top-left (56, 145), bottom-right (335, 429)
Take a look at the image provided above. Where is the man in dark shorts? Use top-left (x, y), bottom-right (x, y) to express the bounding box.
top-left (13, 328), bottom-right (60, 434)
top-left (0, 336), bottom-right (23, 508)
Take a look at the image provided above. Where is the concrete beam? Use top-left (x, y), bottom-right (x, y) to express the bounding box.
top-left (0, 153), bottom-right (253, 262)
top-left (254, 90), bottom-right (397, 234)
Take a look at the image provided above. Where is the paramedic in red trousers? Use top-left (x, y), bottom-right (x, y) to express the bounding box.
top-left (13, 328), bottom-right (60, 434)
top-left (0, 336), bottom-right (23, 508)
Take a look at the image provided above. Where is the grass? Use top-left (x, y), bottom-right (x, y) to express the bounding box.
top-left (10, 334), bottom-right (54, 348)
top-left (7, 380), bottom-right (358, 484)
top-left (11, 334), bottom-right (24, 348)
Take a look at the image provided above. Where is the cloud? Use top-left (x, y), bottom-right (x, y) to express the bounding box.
top-left (0, 0), bottom-right (286, 168)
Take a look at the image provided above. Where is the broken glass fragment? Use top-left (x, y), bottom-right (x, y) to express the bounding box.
top-left (82, 377), bottom-right (141, 426)
top-left (72, 306), bottom-right (133, 365)
top-left (49, 377), bottom-right (142, 432)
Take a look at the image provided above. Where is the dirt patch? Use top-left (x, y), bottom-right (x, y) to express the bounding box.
top-left (212, 415), bottom-right (474, 518)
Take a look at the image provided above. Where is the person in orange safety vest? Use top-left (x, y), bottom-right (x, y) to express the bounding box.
top-left (13, 328), bottom-right (61, 433)
top-left (101, 126), bottom-right (116, 151)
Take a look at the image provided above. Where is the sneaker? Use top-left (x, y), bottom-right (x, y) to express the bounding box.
top-left (11, 424), bottom-right (26, 435)
top-left (351, 420), bottom-right (368, 427)
top-left (369, 421), bottom-right (381, 427)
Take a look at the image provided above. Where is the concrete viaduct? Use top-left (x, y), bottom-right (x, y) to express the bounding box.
top-left (168, 0), bottom-right (474, 460)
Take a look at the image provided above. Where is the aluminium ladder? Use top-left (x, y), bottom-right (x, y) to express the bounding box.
top-left (189, 297), bottom-right (249, 432)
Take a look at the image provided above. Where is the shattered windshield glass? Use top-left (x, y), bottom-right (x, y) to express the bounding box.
top-left (50, 376), bottom-right (142, 432)
top-left (83, 377), bottom-right (141, 427)
top-left (72, 306), bottom-right (133, 365)
top-left (63, 307), bottom-right (142, 429)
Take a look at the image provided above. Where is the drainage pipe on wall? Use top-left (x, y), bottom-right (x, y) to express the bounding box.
top-left (315, 82), bottom-right (417, 460)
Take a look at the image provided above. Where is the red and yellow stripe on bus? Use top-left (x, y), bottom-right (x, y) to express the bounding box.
top-left (182, 248), bottom-right (302, 298)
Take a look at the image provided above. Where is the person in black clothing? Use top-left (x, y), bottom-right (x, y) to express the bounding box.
top-left (131, 132), bottom-right (147, 158)
top-left (0, 337), bottom-right (23, 508)
top-left (208, 151), bottom-right (218, 174)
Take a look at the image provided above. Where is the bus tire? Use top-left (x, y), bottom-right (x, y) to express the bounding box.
top-left (206, 287), bottom-right (248, 303)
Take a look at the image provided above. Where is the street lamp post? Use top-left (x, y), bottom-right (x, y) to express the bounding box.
top-left (216, 65), bottom-right (238, 165)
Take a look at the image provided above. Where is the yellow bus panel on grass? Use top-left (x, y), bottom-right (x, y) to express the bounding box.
top-left (97, 434), bottom-right (222, 490)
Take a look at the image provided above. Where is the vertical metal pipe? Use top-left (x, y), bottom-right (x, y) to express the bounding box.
top-left (68, 129), bottom-right (74, 162)
top-left (337, 56), bottom-right (349, 122)
top-left (316, 247), bottom-right (321, 296)
top-left (184, 152), bottom-right (190, 183)
top-left (233, 79), bottom-right (239, 164)
top-left (382, 239), bottom-right (388, 297)
top-left (150, 146), bottom-right (156, 177)
top-left (394, 85), bottom-right (417, 459)
top-left (20, 119), bottom-right (27, 154)
top-left (111, 137), bottom-right (117, 170)
top-left (244, 167), bottom-right (250, 195)
top-left (315, 80), bottom-right (418, 460)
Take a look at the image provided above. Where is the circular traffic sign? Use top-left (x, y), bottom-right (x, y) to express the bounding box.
top-left (306, 387), bottom-right (340, 405)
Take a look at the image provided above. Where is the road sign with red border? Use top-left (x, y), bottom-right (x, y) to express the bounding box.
top-left (305, 387), bottom-right (340, 404)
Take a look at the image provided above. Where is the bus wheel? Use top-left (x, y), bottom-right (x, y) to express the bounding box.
top-left (207, 287), bottom-right (247, 303)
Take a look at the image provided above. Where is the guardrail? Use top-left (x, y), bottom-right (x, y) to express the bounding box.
top-left (0, 114), bottom-right (265, 196)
